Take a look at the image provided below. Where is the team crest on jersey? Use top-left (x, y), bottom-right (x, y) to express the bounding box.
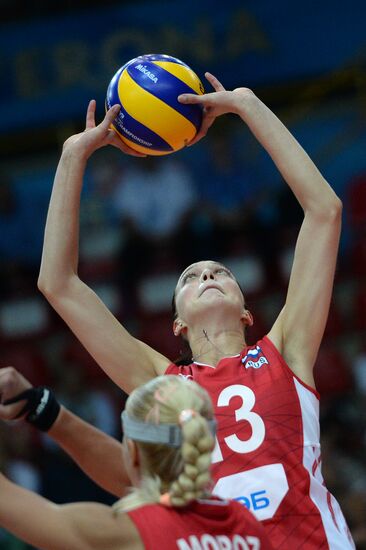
top-left (241, 346), bottom-right (269, 369)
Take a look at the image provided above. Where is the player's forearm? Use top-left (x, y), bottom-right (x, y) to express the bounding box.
top-left (38, 148), bottom-right (86, 296)
top-left (48, 406), bottom-right (127, 497)
top-left (0, 473), bottom-right (98, 550)
top-left (0, 473), bottom-right (54, 549)
top-left (235, 90), bottom-right (341, 214)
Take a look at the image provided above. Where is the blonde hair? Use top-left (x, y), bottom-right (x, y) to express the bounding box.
top-left (113, 375), bottom-right (215, 513)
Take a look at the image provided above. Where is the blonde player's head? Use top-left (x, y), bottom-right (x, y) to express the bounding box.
top-left (114, 375), bottom-right (215, 513)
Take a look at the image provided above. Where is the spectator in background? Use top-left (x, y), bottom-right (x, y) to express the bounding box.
top-left (0, 168), bottom-right (50, 298)
top-left (112, 156), bottom-right (198, 316)
top-left (352, 346), bottom-right (366, 396)
top-left (198, 128), bottom-right (257, 256)
top-left (49, 357), bottom-right (119, 439)
top-left (320, 395), bottom-right (366, 549)
top-left (344, 173), bottom-right (366, 287)
top-left (346, 173), bottom-right (366, 237)
top-left (0, 172), bottom-right (26, 299)
top-left (40, 363), bottom-right (119, 505)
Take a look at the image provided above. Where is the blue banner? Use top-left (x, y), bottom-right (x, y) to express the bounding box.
top-left (0, 0), bottom-right (365, 133)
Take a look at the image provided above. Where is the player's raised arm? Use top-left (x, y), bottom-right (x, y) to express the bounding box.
top-left (38, 101), bottom-right (170, 394)
top-left (233, 87), bottom-right (341, 386)
top-left (180, 74), bottom-right (341, 386)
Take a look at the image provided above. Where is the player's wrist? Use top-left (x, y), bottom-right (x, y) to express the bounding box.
top-left (61, 142), bottom-right (90, 164)
top-left (231, 88), bottom-right (257, 115)
top-left (4, 387), bottom-right (61, 432)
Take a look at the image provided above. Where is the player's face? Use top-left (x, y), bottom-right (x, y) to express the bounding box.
top-left (174, 260), bottom-right (245, 323)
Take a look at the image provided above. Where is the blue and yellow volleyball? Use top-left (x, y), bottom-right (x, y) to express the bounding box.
top-left (106, 54), bottom-right (204, 156)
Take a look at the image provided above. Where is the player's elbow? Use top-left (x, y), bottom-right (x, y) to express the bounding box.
top-left (327, 196), bottom-right (342, 228)
top-left (329, 196), bottom-right (343, 218)
top-left (37, 272), bottom-right (57, 298)
top-left (37, 271), bottom-right (75, 302)
top-left (311, 195), bottom-right (342, 224)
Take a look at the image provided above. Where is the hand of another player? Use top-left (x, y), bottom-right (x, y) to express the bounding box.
top-left (178, 72), bottom-right (252, 145)
top-left (0, 367), bottom-right (32, 421)
top-left (62, 100), bottom-right (147, 159)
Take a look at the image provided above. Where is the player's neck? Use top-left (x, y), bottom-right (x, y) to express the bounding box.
top-left (189, 327), bottom-right (246, 367)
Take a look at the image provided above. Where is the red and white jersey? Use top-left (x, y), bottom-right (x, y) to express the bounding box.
top-left (166, 336), bottom-right (355, 550)
top-left (127, 497), bottom-right (273, 549)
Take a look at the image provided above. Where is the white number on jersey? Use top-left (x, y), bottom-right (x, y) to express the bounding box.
top-left (212, 384), bottom-right (265, 463)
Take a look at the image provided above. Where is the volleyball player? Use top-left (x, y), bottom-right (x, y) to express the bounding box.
top-left (0, 375), bottom-right (273, 549)
top-left (37, 73), bottom-right (355, 548)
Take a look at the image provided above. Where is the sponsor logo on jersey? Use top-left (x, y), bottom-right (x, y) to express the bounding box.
top-left (241, 346), bottom-right (269, 369)
top-left (213, 463), bottom-right (289, 521)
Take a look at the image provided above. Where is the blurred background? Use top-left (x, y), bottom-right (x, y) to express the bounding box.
top-left (0, 0), bottom-right (365, 547)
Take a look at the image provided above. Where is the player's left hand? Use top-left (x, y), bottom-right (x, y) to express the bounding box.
top-left (178, 72), bottom-right (250, 145)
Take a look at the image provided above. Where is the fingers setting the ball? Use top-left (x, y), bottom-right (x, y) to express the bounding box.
top-left (102, 104), bottom-right (121, 131)
top-left (108, 104), bottom-right (121, 118)
top-left (178, 73), bottom-right (225, 106)
top-left (204, 72), bottom-right (226, 92)
top-left (85, 99), bottom-right (97, 129)
top-left (178, 93), bottom-right (202, 104)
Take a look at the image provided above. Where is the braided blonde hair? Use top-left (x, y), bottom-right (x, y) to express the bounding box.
top-left (113, 375), bottom-right (215, 513)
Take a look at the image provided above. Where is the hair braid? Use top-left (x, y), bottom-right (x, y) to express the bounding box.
top-left (169, 413), bottom-right (214, 506)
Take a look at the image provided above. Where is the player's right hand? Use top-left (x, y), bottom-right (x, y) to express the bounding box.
top-left (62, 100), bottom-right (147, 159)
top-left (0, 367), bottom-right (32, 421)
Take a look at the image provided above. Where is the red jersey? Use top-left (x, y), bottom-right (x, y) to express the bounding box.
top-left (127, 497), bottom-right (273, 549)
top-left (166, 336), bottom-right (355, 550)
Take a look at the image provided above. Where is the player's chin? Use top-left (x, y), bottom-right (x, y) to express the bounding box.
top-left (198, 293), bottom-right (229, 309)
top-left (204, 294), bottom-right (243, 311)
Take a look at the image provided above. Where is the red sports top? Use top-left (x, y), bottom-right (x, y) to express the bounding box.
top-left (127, 497), bottom-right (273, 549)
top-left (165, 336), bottom-right (355, 550)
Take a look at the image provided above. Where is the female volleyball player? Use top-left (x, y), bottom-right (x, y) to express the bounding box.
top-left (0, 375), bottom-right (272, 549)
top-left (37, 73), bottom-right (355, 548)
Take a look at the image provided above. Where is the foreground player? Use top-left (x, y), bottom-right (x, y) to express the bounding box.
top-left (0, 375), bottom-right (272, 550)
top-left (37, 73), bottom-right (355, 548)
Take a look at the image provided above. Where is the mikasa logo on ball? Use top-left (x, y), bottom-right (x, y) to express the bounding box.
top-left (135, 64), bottom-right (158, 83)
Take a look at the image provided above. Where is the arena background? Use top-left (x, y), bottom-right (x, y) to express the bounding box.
top-left (0, 1), bottom-right (365, 548)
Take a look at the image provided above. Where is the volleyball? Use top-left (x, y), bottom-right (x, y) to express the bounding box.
top-left (105, 54), bottom-right (204, 156)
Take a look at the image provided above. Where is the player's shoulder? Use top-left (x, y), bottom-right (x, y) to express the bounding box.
top-left (257, 335), bottom-right (288, 364)
top-left (241, 336), bottom-right (282, 367)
